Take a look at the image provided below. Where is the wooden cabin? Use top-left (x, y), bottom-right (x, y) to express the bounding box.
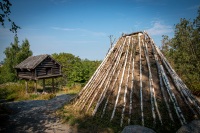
top-left (15, 54), bottom-right (62, 93)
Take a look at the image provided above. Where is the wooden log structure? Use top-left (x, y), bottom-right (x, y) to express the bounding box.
top-left (15, 54), bottom-right (62, 93)
top-left (73, 31), bottom-right (200, 131)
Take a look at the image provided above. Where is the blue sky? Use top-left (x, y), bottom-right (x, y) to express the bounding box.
top-left (0, 0), bottom-right (199, 61)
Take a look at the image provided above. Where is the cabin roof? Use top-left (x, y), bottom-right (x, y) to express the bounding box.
top-left (15, 54), bottom-right (59, 69)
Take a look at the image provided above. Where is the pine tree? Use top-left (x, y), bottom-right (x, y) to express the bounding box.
top-left (0, 37), bottom-right (32, 83)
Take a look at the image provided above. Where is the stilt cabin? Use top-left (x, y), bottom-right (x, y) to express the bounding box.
top-left (15, 54), bottom-right (62, 80)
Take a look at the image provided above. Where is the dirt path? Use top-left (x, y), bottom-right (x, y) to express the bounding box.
top-left (0, 94), bottom-right (75, 133)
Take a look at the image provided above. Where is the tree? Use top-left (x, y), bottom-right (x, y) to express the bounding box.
top-left (0, 37), bottom-right (32, 83)
top-left (52, 53), bottom-right (82, 87)
top-left (0, 0), bottom-right (20, 34)
top-left (52, 53), bottom-right (101, 87)
top-left (161, 7), bottom-right (200, 94)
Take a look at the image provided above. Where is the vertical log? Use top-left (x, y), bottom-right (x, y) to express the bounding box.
top-left (92, 37), bottom-right (126, 116)
top-left (43, 79), bottom-right (45, 92)
top-left (128, 37), bottom-right (136, 124)
top-left (143, 39), bottom-right (162, 125)
top-left (101, 55), bottom-right (124, 118)
top-left (52, 77), bottom-right (54, 93)
top-left (154, 43), bottom-right (200, 115)
top-left (160, 65), bottom-right (186, 125)
top-left (121, 36), bottom-right (132, 127)
top-left (34, 80), bottom-right (37, 93)
top-left (25, 80), bottom-right (28, 94)
top-left (142, 39), bottom-right (156, 125)
top-left (111, 36), bottom-right (130, 121)
top-left (150, 40), bottom-right (174, 122)
top-left (138, 33), bottom-right (144, 126)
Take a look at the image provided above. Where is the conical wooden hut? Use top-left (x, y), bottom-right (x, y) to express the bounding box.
top-left (73, 31), bottom-right (200, 131)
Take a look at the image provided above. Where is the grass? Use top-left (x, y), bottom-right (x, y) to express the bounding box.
top-left (56, 99), bottom-right (186, 133)
top-left (0, 82), bottom-right (57, 101)
top-left (57, 104), bottom-right (118, 133)
top-left (0, 82), bottom-right (83, 102)
top-left (61, 84), bottom-right (82, 95)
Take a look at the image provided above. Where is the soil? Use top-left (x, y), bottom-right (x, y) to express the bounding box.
top-left (0, 94), bottom-right (75, 133)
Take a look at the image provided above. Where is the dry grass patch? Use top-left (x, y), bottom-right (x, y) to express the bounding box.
top-left (57, 104), bottom-right (118, 133)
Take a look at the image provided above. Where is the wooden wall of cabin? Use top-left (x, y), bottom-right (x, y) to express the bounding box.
top-left (35, 57), bottom-right (60, 77)
top-left (17, 69), bottom-right (34, 79)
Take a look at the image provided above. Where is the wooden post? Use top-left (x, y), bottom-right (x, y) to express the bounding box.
top-left (43, 79), bottom-right (45, 92)
top-left (52, 77), bottom-right (54, 93)
top-left (34, 80), bottom-right (37, 93)
top-left (25, 80), bottom-right (28, 94)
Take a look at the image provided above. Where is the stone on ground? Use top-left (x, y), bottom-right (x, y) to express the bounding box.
top-left (122, 125), bottom-right (156, 133)
top-left (176, 120), bottom-right (200, 133)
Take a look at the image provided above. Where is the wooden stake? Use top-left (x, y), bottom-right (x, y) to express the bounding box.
top-left (111, 36), bottom-right (130, 121)
top-left (25, 80), bottom-right (28, 94)
top-left (128, 37), bottom-right (136, 124)
top-left (52, 77), bottom-right (54, 93)
top-left (93, 37), bottom-right (130, 116)
top-left (43, 79), bottom-right (45, 92)
top-left (150, 39), bottom-right (174, 122)
top-left (121, 36), bottom-right (132, 127)
top-left (138, 33), bottom-right (144, 126)
top-left (34, 80), bottom-right (37, 93)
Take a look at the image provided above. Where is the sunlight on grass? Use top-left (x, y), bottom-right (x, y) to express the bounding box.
top-left (60, 84), bottom-right (82, 95)
top-left (57, 104), bottom-right (117, 133)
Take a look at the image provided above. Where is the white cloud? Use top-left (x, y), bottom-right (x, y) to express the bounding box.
top-left (146, 21), bottom-right (173, 36)
top-left (51, 27), bottom-right (106, 36)
top-left (51, 27), bottom-right (79, 31)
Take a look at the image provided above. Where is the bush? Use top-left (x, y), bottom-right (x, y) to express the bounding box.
top-left (0, 82), bottom-right (25, 101)
top-left (0, 82), bottom-right (56, 101)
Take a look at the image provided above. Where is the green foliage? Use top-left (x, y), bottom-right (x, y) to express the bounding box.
top-left (0, 82), bottom-right (25, 100)
top-left (0, 37), bottom-right (32, 84)
top-left (0, 82), bottom-right (56, 101)
top-left (0, 37), bottom-right (100, 95)
top-left (0, 0), bottom-right (20, 33)
top-left (161, 7), bottom-right (200, 94)
top-left (52, 53), bottom-right (101, 87)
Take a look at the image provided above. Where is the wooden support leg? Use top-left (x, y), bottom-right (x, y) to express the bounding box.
top-left (34, 80), bottom-right (37, 93)
top-left (52, 78), bottom-right (54, 93)
top-left (43, 79), bottom-right (45, 92)
top-left (25, 80), bottom-right (28, 94)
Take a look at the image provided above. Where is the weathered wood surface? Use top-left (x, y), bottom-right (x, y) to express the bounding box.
top-left (15, 55), bottom-right (62, 80)
top-left (74, 31), bottom-right (200, 130)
